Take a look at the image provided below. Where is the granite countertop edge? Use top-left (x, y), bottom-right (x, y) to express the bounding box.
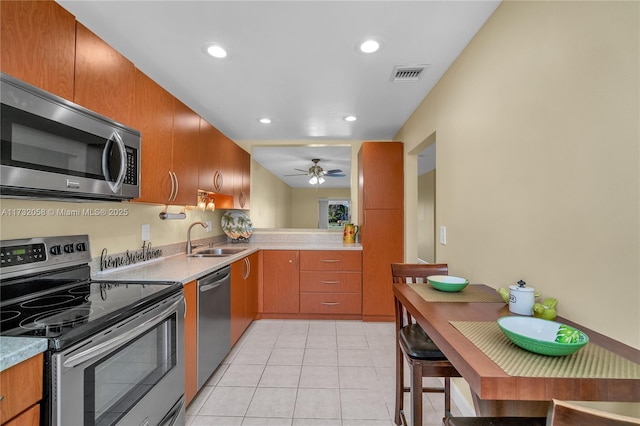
top-left (0, 336), bottom-right (48, 372)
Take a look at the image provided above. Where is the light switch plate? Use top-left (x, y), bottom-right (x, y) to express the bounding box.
top-left (439, 226), bottom-right (447, 245)
top-left (141, 224), bottom-right (150, 241)
top-left (206, 221), bottom-right (212, 232)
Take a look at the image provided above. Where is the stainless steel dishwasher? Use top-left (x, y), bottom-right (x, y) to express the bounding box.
top-left (197, 265), bottom-right (231, 389)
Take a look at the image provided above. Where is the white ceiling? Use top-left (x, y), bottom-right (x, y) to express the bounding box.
top-left (57, 0), bottom-right (500, 187)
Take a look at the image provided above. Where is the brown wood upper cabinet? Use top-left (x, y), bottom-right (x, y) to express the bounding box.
top-left (233, 147), bottom-right (251, 210)
top-left (133, 70), bottom-right (198, 205)
top-left (1, 0), bottom-right (76, 100)
top-left (199, 124), bottom-right (235, 197)
top-left (74, 23), bottom-right (135, 127)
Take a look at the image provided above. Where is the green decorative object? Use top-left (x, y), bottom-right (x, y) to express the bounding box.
top-left (427, 275), bottom-right (469, 292)
top-left (497, 316), bottom-right (589, 356)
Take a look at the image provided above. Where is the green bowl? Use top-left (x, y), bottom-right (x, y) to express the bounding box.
top-left (497, 316), bottom-right (589, 356)
top-left (427, 275), bottom-right (469, 292)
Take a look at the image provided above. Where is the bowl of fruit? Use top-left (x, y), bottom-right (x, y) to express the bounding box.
top-left (497, 316), bottom-right (589, 356)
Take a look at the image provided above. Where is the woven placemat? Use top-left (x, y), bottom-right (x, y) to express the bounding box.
top-left (408, 283), bottom-right (504, 303)
top-left (450, 321), bottom-right (640, 379)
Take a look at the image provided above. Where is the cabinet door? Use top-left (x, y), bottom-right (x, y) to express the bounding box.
top-left (1, 0), bottom-right (75, 100)
top-left (198, 119), bottom-right (222, 193)
top-left (230, 258), bottom-right (247, 346)
top-left (0, 353), bottom-right (42, 423)
top-left (361, 209), bottom-right (404, 318)
top-left (216, 134), bottom-right (236, 196)
top-left (171, 99), bottom-right (199, 205)
top-left (234, 147), bottom-right (251, 209)
top-left (358, 142), bottom-right (404, 209)
top-left (132, 69), bottom-right (174, 204)
top-left (184, 281), bottom-right (197, 405)
top-left (74, 23), bottom-right (135, 126)
top-left (263, 251), bottom-right (299, 314)
top-left (245, 252), bottom-right (259, 322)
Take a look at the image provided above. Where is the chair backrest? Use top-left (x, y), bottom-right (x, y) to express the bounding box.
top-left (547, 399), bottom-right (640, 426)
top-left (391, 263), bottom-right (448, 284)
top-left (391, 263), bottom-right (449, 328)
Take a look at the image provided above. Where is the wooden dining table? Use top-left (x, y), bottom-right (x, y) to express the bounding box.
top-left (393, 282), bottom-right (640, 416)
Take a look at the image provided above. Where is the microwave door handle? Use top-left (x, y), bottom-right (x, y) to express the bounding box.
top-left (102, 131), bottom-right (127, 194)
top-left (63, 296), bottom-right (183, 368)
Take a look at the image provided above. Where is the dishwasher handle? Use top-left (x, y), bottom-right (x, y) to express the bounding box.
top-left (198, 267), bottom-right (230, 292)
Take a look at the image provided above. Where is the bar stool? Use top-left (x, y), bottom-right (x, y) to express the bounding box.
top-left (391, 263), bottom-right (461, 425)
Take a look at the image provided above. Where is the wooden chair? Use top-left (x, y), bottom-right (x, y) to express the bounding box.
top-left (391, 263), bottom-right (461, 425)
top-left (442, 399), bottom-right (640, 426)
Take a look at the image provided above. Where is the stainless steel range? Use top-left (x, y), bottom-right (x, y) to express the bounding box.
top-left (0, 235), bottom-right (185, 426)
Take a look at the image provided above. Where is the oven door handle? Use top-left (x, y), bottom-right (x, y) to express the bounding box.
top-left (63, 296), bottom-right (183, 368)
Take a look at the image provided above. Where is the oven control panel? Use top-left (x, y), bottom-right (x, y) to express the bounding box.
top-left (1, 243), bottom-right (46, 267)
top-left (0, 235), bottom-right (91, 279)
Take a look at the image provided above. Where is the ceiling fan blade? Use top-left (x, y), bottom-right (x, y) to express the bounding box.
top-left (324, 173), bottom-right (346, 178)
top-left (294, 168), bottom-right (308, 173)
top-left (325, 169), bottom-right (343, 174)
top-left (284, 173), bottom-right (308, 176)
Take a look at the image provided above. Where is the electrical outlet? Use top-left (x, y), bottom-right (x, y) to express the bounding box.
top-left (141, 224), bottom-right (150, 241)
top-left (206, 221), bottom-right (212, 232)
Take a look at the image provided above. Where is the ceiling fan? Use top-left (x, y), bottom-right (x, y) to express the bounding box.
top-left (286, 159), bottom-right (345, 185)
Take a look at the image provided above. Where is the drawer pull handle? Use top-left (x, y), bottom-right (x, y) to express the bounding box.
top-left (321, 302), bottom-right (340, 306)
top-left (321, 280), bottom-right (340, 284)
top-left (0, 395), bottom-right (3, 402)
top-left (321, 259), bottom-right (341, 263)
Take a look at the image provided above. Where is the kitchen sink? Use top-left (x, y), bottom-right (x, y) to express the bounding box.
top-left (188, 247), bottom-right (247, 257)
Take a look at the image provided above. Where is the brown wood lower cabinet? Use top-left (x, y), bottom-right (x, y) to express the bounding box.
top-left (262, 250), bottom-right (362, 319)
top-left (183, 280), bottom-right (197, 406)
top-left (231, 252), bottom-right (259, 346)
top-left (0, 353), bottom-right (42, 426)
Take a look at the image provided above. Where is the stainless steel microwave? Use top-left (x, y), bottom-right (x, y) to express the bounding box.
top-left (0, 73), bottom-right (141, 201)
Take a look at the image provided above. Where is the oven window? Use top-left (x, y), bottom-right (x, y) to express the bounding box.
top-left (84, 314), bottom-right (177, 426)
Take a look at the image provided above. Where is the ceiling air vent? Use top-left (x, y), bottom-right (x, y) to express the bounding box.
top-left (390, 65), bottom-right (428, 82)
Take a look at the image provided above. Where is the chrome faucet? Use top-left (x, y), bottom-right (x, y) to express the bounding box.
top-left (186, 221), bottom-right (207, 254)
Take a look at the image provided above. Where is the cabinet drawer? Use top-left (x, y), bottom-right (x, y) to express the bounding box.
top-left (300, 293), bottom-right (362, 314)
top-left (299, 251), bottom-right (362, 271)
top-left (300, 271), bottom-right (361, 293)
top-left (0, 353), bottom-right (43, 423)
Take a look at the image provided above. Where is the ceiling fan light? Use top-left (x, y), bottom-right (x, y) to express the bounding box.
top-left (309, 175), bottom-right (318, 185)
top-left (318, 176), bottom-right (326, 184)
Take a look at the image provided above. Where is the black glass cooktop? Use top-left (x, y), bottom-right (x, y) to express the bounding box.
top-left (0, 265), bottom-right (181, 350)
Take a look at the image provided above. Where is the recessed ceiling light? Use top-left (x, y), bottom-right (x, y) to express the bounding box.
top-left (259, 118), bottom-right (271, 124)
top-left (202, 43), bottom-right (227, 58)
top-left (359, 39), bottom-right (380, 53)
top-left (344, 115), bottom-right (357, 122)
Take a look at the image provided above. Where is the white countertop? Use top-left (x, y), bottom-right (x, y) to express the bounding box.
top-left (93, 241), bottom-right (362, 284)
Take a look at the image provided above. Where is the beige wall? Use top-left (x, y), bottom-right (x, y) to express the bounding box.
top-left (249, 159), bottom-right (293, 228)
top-left (396, 1), bottom-right (639, 414)
top-left (0, 198), bottom-right (224, 258)
top-left (290, 187), bottom-right (352, 229)
top-left (417, 170), bottom-right (436, 263)
top-left (398, 0), bottom-right (638, 348)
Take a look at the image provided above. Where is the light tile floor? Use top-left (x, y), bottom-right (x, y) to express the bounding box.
top-left (186, 319), bottom-right (462, 426)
